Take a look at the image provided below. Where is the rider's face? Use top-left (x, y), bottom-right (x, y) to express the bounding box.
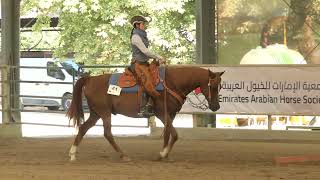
top-left (138, 22), bottom-right (146, 30)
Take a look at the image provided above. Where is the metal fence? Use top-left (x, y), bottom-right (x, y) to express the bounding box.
top-left (0, 64), bottom-right (150, 128)
top-left (1, 64), bottom-right (317, 131)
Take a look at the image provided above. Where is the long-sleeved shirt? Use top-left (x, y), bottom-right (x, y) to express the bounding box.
top-left (131, 34), bottom-right (163, 61)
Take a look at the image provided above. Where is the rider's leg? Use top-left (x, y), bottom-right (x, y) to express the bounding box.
top-left (134, 62), bottom-right (159, 117)
top-left (134, 63), bottom-right (160, 97)
top-left (145, 94), bottom-right (154, 113)
top-left (138, 92), bottom-right (148, 116)
top-left (138, 93), bottom-right (155, 117)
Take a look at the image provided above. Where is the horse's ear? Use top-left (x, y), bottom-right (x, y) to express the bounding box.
top-left (219, 71), bottom-right (225, 76)
top-left (209, 70), bottom-right (225, 77)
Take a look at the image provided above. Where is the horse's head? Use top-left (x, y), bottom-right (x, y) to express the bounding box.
top-left (201, 70), bottom-right (224, 111)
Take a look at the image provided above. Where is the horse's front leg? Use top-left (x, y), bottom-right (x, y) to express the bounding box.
top-left (101, 112), bottom-right (131, 162)
top-left (159, 125), bottom-right (179, 160)
top-left (163, 126), bottom-right (178, 158)
top-left (159, 114), bottom-right (177, 160)
top-left (159, 122), bottom-right (171, 159)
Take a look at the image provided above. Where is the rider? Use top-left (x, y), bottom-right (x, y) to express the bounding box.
top-left (130, 15), bottom-right (165, 117)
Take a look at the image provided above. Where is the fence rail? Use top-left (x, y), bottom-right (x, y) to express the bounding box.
top-left (1, 64), bottom-right (319, 130)
top-left (0, 64), bottom-right (149, 128)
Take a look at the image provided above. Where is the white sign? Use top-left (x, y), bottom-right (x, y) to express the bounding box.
top-left (181, 66), bottom-right (320, 115)
top-left (107, 84), bottom-right (122, 96)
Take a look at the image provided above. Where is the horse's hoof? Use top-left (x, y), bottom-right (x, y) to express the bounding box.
top-left (70, 156), bottom-right (76, 162)
top-left (154, 155), bottom-right (174, 162)
top-left (121, 156), bottom-right (131, 162)
top-left (159, 151), bottom-right (168, 159)
top-left (154, 155), bottom-right (163, 161)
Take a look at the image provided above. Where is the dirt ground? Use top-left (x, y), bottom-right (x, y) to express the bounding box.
top-left (1, 136), bottom-right (320, 180)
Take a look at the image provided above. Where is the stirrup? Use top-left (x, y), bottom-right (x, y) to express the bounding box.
top-left (137, 106), bottom-right (154, 118)
top-left (137, 112), bottom-right (154, 118)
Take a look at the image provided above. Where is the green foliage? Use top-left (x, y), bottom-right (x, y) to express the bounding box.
top-left (217, 0), bottom-right (320, 64)
top-left (20, 0), bottom-right (196, 65)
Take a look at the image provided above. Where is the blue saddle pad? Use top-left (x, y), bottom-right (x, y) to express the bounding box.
top-left (109, 67), bottom-right (165, 93)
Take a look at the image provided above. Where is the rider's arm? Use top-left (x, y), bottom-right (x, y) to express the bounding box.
top-left (131, 34), bottom-right (163, 60)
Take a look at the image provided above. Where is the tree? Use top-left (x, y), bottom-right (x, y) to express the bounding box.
top-left (20, 0), bottom-right (196, 65)
top-left (217, 0), bottom-right (320, 64)
top-left (287, 0), bottom-right (317, 63)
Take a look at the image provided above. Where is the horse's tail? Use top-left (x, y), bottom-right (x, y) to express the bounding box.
top-left (67, 76), bottom-right (89, 127)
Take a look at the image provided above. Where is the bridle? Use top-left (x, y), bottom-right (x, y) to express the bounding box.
top-left (163, 69), bottom-right (221, 107)
top-left (207, 70), bottom-right (221, 105)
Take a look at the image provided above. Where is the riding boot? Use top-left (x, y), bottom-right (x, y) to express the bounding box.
top-left (145, 97), bottom-right (155, 114)
top-left (137, 94), bottom-right (155, 118)
top-left (137, 106), bottom-right (148, 118)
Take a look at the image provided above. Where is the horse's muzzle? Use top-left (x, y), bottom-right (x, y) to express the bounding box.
top-left (209, 104), bottom-right (220, 112)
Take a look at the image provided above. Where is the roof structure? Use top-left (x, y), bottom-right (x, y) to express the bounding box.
top-left (0, 17), bottom-right (59, 28)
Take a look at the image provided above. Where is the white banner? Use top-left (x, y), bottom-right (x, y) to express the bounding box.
top-left (181, 66), bottom-right (320, 115)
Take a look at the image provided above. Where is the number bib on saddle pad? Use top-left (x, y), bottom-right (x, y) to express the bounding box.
top-left (108, 66), bottom-right (165, 94)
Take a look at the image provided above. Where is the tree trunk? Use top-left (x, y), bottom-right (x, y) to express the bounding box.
top-left (287, 0), bottom-right (313, 58)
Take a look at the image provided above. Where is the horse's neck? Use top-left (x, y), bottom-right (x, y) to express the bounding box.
top-left (167, 67), bottom-right (207, 96)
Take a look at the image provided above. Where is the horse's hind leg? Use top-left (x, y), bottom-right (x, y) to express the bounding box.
top-left (69, 111), bottom-right (100, 161)
top-left (100, 111), bottom-right (131, 162)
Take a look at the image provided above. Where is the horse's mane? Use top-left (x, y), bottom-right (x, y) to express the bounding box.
top-left (164, 65), bottom-right (209, 97)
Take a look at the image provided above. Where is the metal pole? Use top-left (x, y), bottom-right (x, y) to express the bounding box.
top-left (267, 115), bottom-right (272, 130)
top-left (1, 0), bottom-right (21, 123)
top-left (196, 0), bottom-right (216, 64)
top-left (196, 0), bottom-right (216, 127)
top-left (1, 0), bottom-right (21, 122)
top-left (1, 66), bottom-right (10, 123)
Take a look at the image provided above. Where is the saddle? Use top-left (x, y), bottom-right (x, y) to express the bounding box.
top-left (117, 61), bottom-right (160, 88)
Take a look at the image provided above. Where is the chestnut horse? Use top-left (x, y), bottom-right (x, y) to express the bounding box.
top-left (67, 65), bottom-right (224, 161)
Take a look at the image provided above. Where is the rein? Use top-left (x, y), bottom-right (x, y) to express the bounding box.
top-left (159, 68), bottom-right (220, 136)
top-left (162, 69), bottom-right (220, 107)
top-left (207, 75), bottom-right (213, 104)
top-left (161, 66), bottom-right (185, 136)
top-left (162, 81), bottom-right (185, 106)
top-left (161, 67), bottom-right (185, 137)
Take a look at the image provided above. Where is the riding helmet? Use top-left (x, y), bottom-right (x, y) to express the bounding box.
top-left (130, 15), bottom-right (148, 26)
